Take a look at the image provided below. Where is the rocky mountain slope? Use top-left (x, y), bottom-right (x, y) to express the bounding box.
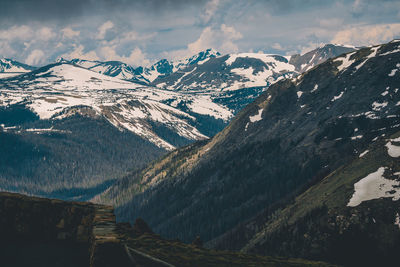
top-left (96, 40), bottom-right (400, 266)
top-left (238, 132), bottom-right (400, 266)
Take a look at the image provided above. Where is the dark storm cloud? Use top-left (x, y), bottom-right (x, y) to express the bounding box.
top-left (0, 0), bottom-right (206, 25)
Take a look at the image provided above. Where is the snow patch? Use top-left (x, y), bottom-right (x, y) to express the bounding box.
top-left (389, 69), bottom-right (398, 77)
top-left (354, 46), bottom-right (379, 71)
top-left (331, 91), bottom-right (344, 102)
top-left (297, 91), bottom-right (303, 98)
top-left (249, 108), bottom-right (263, 123)
top-left (359, 150), bottom-right (369, 158)
top-left (372, 101), bottom-right (388, 111)
top-left (351, 135), bottom-right (363, 140)
top-left (311, 84), bottom-right (318, 93)
top-left (385, 138), bottom-right (400, 157)
top-left (334, 51), bottom-right (356, 72)
top-left (347, 167), bottom-right (400, 207)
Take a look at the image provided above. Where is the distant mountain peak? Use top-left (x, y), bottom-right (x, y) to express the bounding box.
top-left (0, 58), bottom-right (36, 73)
top-left (289, 44), bottom-right (357, 73)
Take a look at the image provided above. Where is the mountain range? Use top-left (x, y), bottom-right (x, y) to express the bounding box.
top-left (0, 45), bottom-right (355, 199)
top-left (92, 40), bottom-right (400, 266)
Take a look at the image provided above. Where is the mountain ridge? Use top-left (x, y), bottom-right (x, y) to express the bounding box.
top-left (0, 43), bottom-right (359, 202)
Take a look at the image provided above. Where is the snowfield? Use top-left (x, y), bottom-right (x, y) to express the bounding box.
top-left (348, 167), bottom-right (400, 207)
top-left (385, 137), bottom-right (400, 157)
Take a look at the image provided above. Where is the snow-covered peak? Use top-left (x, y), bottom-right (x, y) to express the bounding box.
top-left (0, 58), bottom-right (35, 73)
top-left (173, 48), bottom-right (221, 71)
top-left (59, 58), bottom-right (148, 84)
top-left (225, 53), bottom-right (294, 72)
top-left (289, 44), bottom-right (357, 73)
top-left (25, 63), bottom-right (142, 91)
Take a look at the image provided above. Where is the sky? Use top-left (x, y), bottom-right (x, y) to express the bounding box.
top-left (0, 0), bottom-right (400, 67)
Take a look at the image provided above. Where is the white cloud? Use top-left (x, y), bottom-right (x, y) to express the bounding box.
top-left (189, 24), bottom-right (242, 53)
top-left (25, 49), bottom-right (45, 65)
top-left (99, 46), bottom-right (150, 66)
top-left (166, 24), bottom-right (242, 60)
top-left (271, 43), bottom-right (283, 50)
top-left (331, 23), bottom-right (400, 46)
top-left (200, 0), bottom-right (220, 24)
top-left (318, 18), bottom-right (343, 28)
top-left (122, 31), bottom-right (157, 42)
top-left (38, 27), bottom-right (56, 41)
top-left (97, 21), bottom-right (114, 40)
top-left (0, 41), bottom-right (16, 57)
top-left (62, 45), bottom-right (100, 61)
top-left (61, 27), bottom-right (80, 39)
top-left (103, 30), bottom-right (157, 47)
top-left (0, 25), bottom-right (33, 41)
top-left (163, 24), bottom-right (242, 60)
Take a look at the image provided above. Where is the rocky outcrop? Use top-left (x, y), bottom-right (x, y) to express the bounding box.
top-left (0, 192), bottom-right (131, 267)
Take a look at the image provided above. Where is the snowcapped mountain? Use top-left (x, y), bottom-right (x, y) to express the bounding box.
top-left (0, 63), bottom-right (220, 150)
top-left (0, 44), bottom-right (357, 200)
top-left (289, 44), bottom-right (355, 72)
top-left (150, 45), bottom-right (352, 115)
top-left (153, 53), bottom-right (294, 91)
top-left (59, 48), bottom-right (221, 85)
top-left (0, 58), bottom-right (36, 78)
top-left (57, 58), bottom-right (149, 84)
top-left (137, 48), bottom-right (221, 83)
top-left (1, 45), bottom-right (354, 150)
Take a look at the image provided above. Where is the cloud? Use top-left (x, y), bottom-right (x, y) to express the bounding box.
top-left (121, 31), bottom-right (157, 42)
top-left (25, 49), bottom-right (45, 65)
top-left (97, 21), bottom-right (114, 40)
top-left (38, 27), bottom-right (56, 41)
top-left (0, 0), bottom-right (206, 24)
top-left (99, 46), bottom-right (150, 66)
top-left (164, 24), bottom-right (242, 60)
top-left (331, 23), bottom-right (400, 46)
top-left (62, 45), bottom-right (99, 61)
top-left (0, 41), bottom-right (16, 57)
top-left (61, 27), bottom-right (80, 39)
top-left (271, 43), bottom-right (284, 50)
top-left (0, 25), bottom-right (33, 41)
top-left (1, 0), bottom-right (400, 65)
top-left (189, 24), bottom-right (242, 53)
top-left (166, 24), bottom-right (242, 59)
top-left (200, 0), bottom-right (220, 24)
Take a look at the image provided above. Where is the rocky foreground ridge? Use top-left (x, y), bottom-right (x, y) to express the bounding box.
top-left (0, 192), bottom-right (332, 267)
